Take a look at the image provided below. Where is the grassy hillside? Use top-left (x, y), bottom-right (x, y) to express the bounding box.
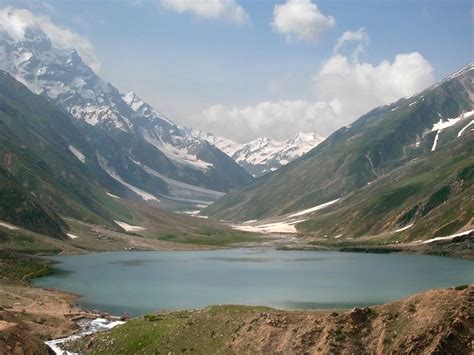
top-left (204, 64), bottom-right (473, 231)
top-left (0, 71), bottom-right (262, 251)
top-left (297, 131), bottom-right (473, 241)
top-left (0, 71), bottom-right (135, 231)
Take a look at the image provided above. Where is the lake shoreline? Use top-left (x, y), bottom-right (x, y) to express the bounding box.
top-left (277, 232), bottom-right (474, 260)
top-left (64, 285), bottom-right (474, 354)
top-left (2, 248), bottom-right (473, 354)
top-left (32, 249), bottom-right (474, 317)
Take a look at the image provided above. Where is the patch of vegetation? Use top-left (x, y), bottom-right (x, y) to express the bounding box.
top-left (0, 250), bottom-right (52, 285)
top-left (155, 229), bottom-right (261, 247)
top-left (67, 305), bottom-right (270, 354)
top-left (421, 186), bottom-right (451, 216)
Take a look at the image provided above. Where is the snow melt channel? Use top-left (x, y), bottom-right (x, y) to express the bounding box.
top-left (46, 317), bottom-right (125, 355)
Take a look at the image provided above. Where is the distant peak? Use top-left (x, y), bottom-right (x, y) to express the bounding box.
top-left (123, 91), bottom-right (141, 103)
top-left (122, 92), bottom-right (145, 111)
top-left (443, 62), bottom-right (474, 82)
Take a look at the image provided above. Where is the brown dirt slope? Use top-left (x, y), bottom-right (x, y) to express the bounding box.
top-left (68, 285), bottom-right (473, 354)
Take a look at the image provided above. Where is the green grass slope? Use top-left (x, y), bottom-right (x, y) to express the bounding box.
top-left (204, 63), bottom-right (473, 222)
top-left (297, 130), bottom-right (473, 241)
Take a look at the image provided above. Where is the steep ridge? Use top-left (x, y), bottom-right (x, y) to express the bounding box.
top-left (0, 19), bottom-right (252, 208)
top-left (204, 63), bottom-right (474, 226)
top-left (0, 71), bottom-right (133, 232)
top-left (298, 132), bottom-right (473, 242)
top-left (0, 71), bottom-right (259, 247)
top-left (0, 167), bottom-right (66, 239)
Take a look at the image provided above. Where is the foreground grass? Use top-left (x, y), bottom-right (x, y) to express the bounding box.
top-left (69, 306), bottom-right (271, 354)
top-left (67, 286), bottom-right (473, 354)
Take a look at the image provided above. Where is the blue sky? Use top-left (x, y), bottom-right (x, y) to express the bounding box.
top-left (1, 0), bottom-right (473, 141)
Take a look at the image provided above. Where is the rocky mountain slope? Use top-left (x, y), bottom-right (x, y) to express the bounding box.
top-left (204, 63), bottom-right (474, 242)
top-left (0, 70), bottom-right (134, 234)
top-left (192, 131), bottom-right (325, 177)
top-left (0, 71), bottom-right (263, 249)
top-left (0, 22), bottom-right (252, 208)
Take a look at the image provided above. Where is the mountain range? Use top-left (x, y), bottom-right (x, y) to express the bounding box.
top-left (204, 63), bottom-right (473, 242)
top-left (0, 23), bottom-right (324, 206)
top-left (189, 130), bottom-right (325, 177)
top-left (0, 14), bottom-right (472, 248)
top-left (0, 24), bottom-right (254, 210)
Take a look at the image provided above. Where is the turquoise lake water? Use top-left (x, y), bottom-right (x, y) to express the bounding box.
top-left (32, 249), bottom-right (474, 316)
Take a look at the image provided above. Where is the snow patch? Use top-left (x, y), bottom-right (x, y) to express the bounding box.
top-left (98, 156), bottom-right (160, 202)
top-left (288, 199), bottom-right (341, 218)
top-left (430, 111), bottom-right (474, 151)
top-left (431, 131), bottom-right (440, 151)
top-left (457, 120), bottom-right (474, 137)
top-left (0, 221), bottom-right (18, 230)
top-left (106, 192), bottom-right (120, 199)
top-left (143, 132), bottom-right (213, 171)
top-left (243, 219), bottom-right (257, 224)
top-left (66, 233), bottom-right (78, 239)
top-left (394, 223), bottom-right (413, 233)
top-left (68, 145), bottom-right (85, 163)
top-left (232, 222), bottom-right (296, 234)
top-left (114, 220), bottom-right (146, 232)
top-left (422, 229), bottom-right (473, 244)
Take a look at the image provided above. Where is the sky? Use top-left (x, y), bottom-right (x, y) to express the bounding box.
top-left (0, 0), bottom-right (472, 142)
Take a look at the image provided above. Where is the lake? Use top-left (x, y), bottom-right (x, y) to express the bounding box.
top-left (33, 249), bottom-right (474, 316)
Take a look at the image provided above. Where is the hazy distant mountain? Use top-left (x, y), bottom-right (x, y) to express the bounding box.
top-left (204, 63), bottom-right (474, 242)
top-left (186, 130), bottom-right (325, 177)
top-left (0, 24), bottom-right (252, 208)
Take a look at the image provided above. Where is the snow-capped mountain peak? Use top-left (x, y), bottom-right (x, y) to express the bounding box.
top-left (200, 132), bottom-right (325, 177)
top-left (0, 21), bottom-right (253, 205)
top-left (122, 91), bottom-right (174, 127)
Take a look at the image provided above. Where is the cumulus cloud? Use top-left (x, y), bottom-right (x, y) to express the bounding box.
top-left (160, 0), bottom-right (249, 25)
top-left (0, 7), bottom-right (100, 72)
top-left (272, 0), bottom-right (335, 43)
top-left (200, 100), bottom-right (341, 141)
top-left (313, 52), bottom-right (434, 126)
top-left (199, 29), bottom-right (434, 142)
top-left (333, 27), bottom-right (368, 61)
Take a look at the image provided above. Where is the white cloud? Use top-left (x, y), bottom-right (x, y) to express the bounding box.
top-left (0, 7), bottom-right (100, 72)
top-left (199, 100), bottom-right (341, 142)
top-left (160, 0), bottom-right (249, 25)
top-left (198, 29), bottom-right (434, 142)
top-left (313, 52), bottom-right (434, 126)
top-left (333, 27), bottom-right (368, 61)
top-left (272, 0), bottom-right (335, 43)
